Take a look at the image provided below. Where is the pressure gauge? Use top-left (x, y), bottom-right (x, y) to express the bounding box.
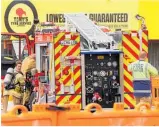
top-left (93, 71), bottom-right (98, 76)
top-left (107, 62), bottom-right (112, 67)
top-left (112, 76), bottom-right (116, 80)
top-left (100, 71), bottom-right (106, 77)
top-left (93, 82), bottom-right (98, 87)
top-left (100, 62), bottom-right (104, 66)
top-left (112, 61), bottom-right (118, 67)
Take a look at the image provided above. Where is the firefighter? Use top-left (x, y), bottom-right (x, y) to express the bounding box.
top-left (21, 54), bottom-right (36, 76)
top-left (128, 51), bottom-right (158, 105)
top-left (21, 54), bottom-right (36, 106)
top-left (3, 61), bottom-right (25, 113)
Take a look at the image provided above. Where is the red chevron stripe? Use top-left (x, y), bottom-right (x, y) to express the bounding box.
top-left (124, 86), bottom-right (131, 93)
top-left (143, 30), bottom-right (148, 36)
top-left (71, 34), bottom-right (78, 40)
top-left (63, 66), bottom-right (70, 73)
top-left (63, 74), bottom-right (71, 85)
top-left (124, 97), bottom-right (134, 108)
top-left (142, 37), bottom-right (148, 47)
top-left (74, 76), bottom-right (80, 86)
top-left (124, 34), bottom-right (140, 50)
top-left (54, 45), bottom-right (69, 60)
top-left (56, 96), bottom-right (65, 104)
top-left (77, 98), bottom-right (81, 104)
top-left (123, 41), bottom-right (139, 60)
top-left (55, 63), bottom-right (60, 72)
top-left (55, 86), bottom-right (60, 93)
top-left (66, 42), bottom-right (80, 56)
top-left (124, 75), bottom-right (133, 87)
top-left (129, 93), bottom-right (134, 99)
top-left (123, 64), bottom-right (131, 75)
top-left (54, 34), bottom-right (65, 49)
top-left (74, 66), bottom-right (80, 74)
top-left (124, 86), bottom-right (134, 99)
top-left (75, 87), bottom-right (82, 94)
top-left (69, 95), bottom-right (76, 102)
top-left (69, 95), bottom-right (81, 103)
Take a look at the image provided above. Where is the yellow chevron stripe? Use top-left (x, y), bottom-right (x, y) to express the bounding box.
top-left (125, 94), bottom-right (135, 106)
top-left (56, 95), bottom-right (60, 100)
top-left (57, 96), bottom-right (70, 105)
top-left (75, 82), bottom-right (81, 93)
top-left (132, 37), bottom-right (140, 45)
top-left (63, 73), bottom-right (71, 86)
top-left (142, 43), bottom-right (148, 53)
top-left (124, 80), bottom-right (133, 92)
top-left (124, 102), bottom-right (129, 108)
top-left (56, 95), bottom-right (81, 105)
top-left (62, 46), bottom-right (73, 56)
top-left (123, 36), bottom-right (140, 55)
top-left (74, 68), bottom-right (80, 80)
top-left (55, 57), bottom-right (60, 67)
top-left (55, 45), bottom-right (61, 56)
top-left (142, 32), bottom-right (148, 42)
top-left (54, 33), bottom-right (65, 44)
top-left (75, 35), bottom-right (80, 42)
top-left (123, 69), bottom-right (132, 81)
top-left (123, 59), bottom-right (133, 92)
top-left (123, 47), bottom-right (137, 62)
top-left (123, 58), bottom-right (130, 67)
top-left (73, 47), bottom-right (80, 56)
top-left (70, 95), bottom-right (81, 104)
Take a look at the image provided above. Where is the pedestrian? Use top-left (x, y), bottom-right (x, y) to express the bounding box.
top-left (128, 51), bottom-right (158, 105)
top-left (3, 60), bottom-right (25, 113)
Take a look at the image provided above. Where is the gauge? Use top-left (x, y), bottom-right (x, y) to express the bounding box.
top-left (100, 71), bottom-right (106, 77)
top-left (107, 62), bottom-right (112, 67)
top-left (93, 71), bottom-right (98, 76)
top-left (93, 82), bottom-right (98, 87)
top-left (112, 76), bottom-right (116, 80)
top-left (112, 61), bottom-right (118, 67)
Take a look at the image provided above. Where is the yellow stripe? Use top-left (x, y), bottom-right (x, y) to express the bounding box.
top-left (123, 47), bottom-right (137, 62)
top-left (142, 43), bottom-right (148, 53)
top-left (54, 33), bottom-right (65, 44)
top-left (75, 81), bottom-right (81, 93)
top-left (124, 80), bottom-right (134, 92)
top-left (124, 102), bottom-right (129, 108)
top-left (55, 57), bottom-right (60, 67)
top-left (125, 94), bottom-right (135, 106)
top-left (56, 95), bottom-right (81, 105)
top-left (123, 69), bottom-right (132, 81)
top-left (55, 44), bottom-right (61, 56)
top-left (56, 96), bottom-right (70, 105)
top-left (123, 59), bottom-right (133, 92)
top-left (62, 72), bottom-right (71, 86)
top-left (132, 37), bottom-right (140, 45)
top-left (75, 35), bottom-right (80, 42)
top-left (123, 58), bottom-right (129, 66)
top-left (123, 36), bottom-right (140, 55)
top-left (70, 95), bottom-right (81, 104)
top-left (142, 32), bottom-right (148, 42)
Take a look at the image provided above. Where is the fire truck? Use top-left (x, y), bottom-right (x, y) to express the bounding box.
top-left (33, 13), bottom-right (149, 109)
